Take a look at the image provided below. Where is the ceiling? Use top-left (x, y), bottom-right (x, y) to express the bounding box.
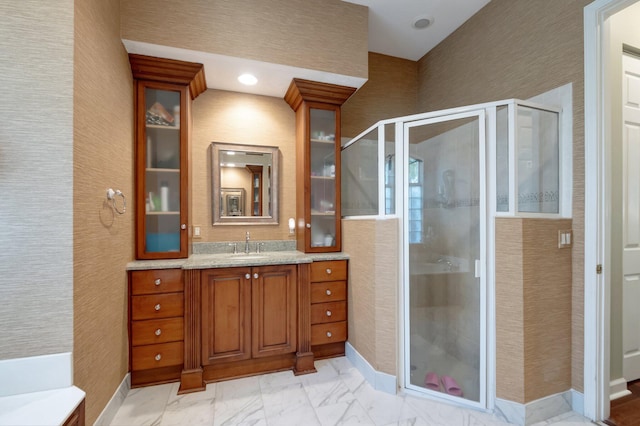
top-left (343, 0), bottom-right (491, 61)
top-left (124, 0), bottom-right (490, 97)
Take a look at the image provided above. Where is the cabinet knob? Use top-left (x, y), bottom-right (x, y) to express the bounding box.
top-left (326, 310), bottom-right (332, 317)
top-left (326, 331), bottom-right (332, 338)
top-left (155, 354), bottom-right (162, 361)
top-left (245, 273), bottom-right (251, 280)
top-left (181, 224), bottom-right (187, 230)
top-left (326, 268), bottom-right (332, 275)
top-left (154, 304), bottom-right (161, 311)
top-left (306, 223), bottom-right (311, 229)
top-left (326, 289), bottom-right (332, 296)
top-left (155, 329), bottom-right (162, 336)
top-left (154, 279), bottom-right (161, 286)
top-left (253, 273), bottom-right (259, 279)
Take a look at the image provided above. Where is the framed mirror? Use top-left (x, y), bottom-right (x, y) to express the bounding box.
top-left (211, 142), bottom-right (279, 225)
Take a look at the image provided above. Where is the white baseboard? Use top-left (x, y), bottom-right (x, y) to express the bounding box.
top-left (94, 373), bottom-right (130, 426)
top-left (609, 377), bottom-right (632, 401)
top-left (495, 390), bottom-right (573, 426)
top-left (571, 389), bottom-right (584, 415)
top-left (345, 342), bottom-right (397, 395)
top-left (0, 353), bottom-right (72, 397)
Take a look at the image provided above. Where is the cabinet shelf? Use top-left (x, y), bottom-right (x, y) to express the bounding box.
top-left (146, 168), bottom-right (180, 173)
top-left (146, 211), bottom-right (180, 216)
top-left (310, 175), bottom-right (335, 180)
top-left (311, 211), bottom-right (335, 216)
top-left (147, 124), bottom-right (180, 130)
top-left (310, 138), bottom-right (335, 144)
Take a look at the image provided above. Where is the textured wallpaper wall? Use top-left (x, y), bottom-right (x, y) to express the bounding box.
top-left (0, 1), bottom-right (74, 358)
top-left (121, 0), bottom-right (368, 80)
top-left (73, 0), bottom-right (134, 422)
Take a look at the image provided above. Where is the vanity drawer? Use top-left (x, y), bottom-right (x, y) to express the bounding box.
top-left (310, 281), bottom-right (346, 303)
top-left (131, 269), bottom-right (183, 295)
top-left (132, 341), bottom-right (184, 370)
top-left (310, 260), bottom-right (347, 282)
top-left (131, 293), bottom-right (184, 320)
top-left (311, 301), bottom-right (347, 324)
top-left (131, 317), bottom-right (184, 346)
top-left (311, 321), bottom-right (347, 345)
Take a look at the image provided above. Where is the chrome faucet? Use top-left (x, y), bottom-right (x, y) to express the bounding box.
top-left (244, 231), bottom-right (250, 254)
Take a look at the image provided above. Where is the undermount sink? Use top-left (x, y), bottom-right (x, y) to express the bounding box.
top-left (229, 253), bottom-right (268, 260)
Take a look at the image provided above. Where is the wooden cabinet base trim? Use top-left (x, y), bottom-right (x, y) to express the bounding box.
top-left (131, 365), bottom-right (182, 387)
top-left (178, 368), bottom-right (205, 394)
top-left (293, 351), bottom-right (316, 375)
top-left (203, 354), bottom-right (295, 383)
top-left (311, 342), bottom-right (345, 359)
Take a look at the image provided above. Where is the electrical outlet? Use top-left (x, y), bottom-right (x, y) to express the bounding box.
top-left (193, 225), bottom-right (201, 239)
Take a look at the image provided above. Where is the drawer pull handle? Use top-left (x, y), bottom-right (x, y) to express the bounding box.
top-left (326, 289), bottom-right (332, 296)
top-left (326, 331), bottom-right (332, 338)
top-left (326, 268), bottom-right (332, 275)
top-left (253, 273), bottom-right (259, 279)
top-left (155, 354), bottom-right (162, 361)
top-left (326, 310), bottom-right (332, 317)
top-left (154, 278), bottom-right (161, 286)
top-left (154, 304), bottom-right (161, 311)
top-left (155, 329), bottom-right (162, 336)
top-left (245, 273), bottom-right (251, 280)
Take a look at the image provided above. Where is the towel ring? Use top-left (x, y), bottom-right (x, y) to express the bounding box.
top-left (106, 188), bottom-right (126, 215)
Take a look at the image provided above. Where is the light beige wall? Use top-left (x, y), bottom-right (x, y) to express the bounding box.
top-left (607, 1), bottom-right (640, 382)
top-left (342, 52), bottom-right (418, 138)
top-left (121, 0), bottom-right (368, 80)
top-left (496, 218), bottom-right (573, 403)
top-left (343, 218), bottom-right (398, 375)
top-left (191, 90), bottom-right (297, 242)
top-left (74, 0), bottom-right (134, 423)
top-left (417, 0), bottom-right (590, 392)
top-left (0, 1), bottom-right (74, 358)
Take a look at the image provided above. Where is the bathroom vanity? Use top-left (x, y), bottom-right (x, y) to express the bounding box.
top-left (127, 250), bottom-right (348, 392)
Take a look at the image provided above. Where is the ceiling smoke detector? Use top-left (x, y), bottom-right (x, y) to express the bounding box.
top-left (412, 15), bottom-right (433, 30)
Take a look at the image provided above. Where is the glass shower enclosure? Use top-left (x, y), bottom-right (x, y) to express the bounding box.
top-left (341, 99), bottom-right (562, 409)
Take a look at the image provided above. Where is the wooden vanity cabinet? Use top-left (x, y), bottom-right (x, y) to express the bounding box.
top-left (200, 264), bottom-right (298, 380)
top-left (285, 79), bottom-right (356, 253)
top-left (309, 260), bottom-right (348, 358)
top-left (129, 54), bottom-right (206, 260)
top-left (128, 268), bottom-right (184, 387)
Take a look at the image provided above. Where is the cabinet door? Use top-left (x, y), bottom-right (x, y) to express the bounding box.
top-left (251, 264), bottom-right (297, 358)
top-left (135, 80), bottom-right (188, 259)
top-left (201, 268), bottom-right (251, 364)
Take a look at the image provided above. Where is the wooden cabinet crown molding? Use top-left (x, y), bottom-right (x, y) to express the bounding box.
top-left (128, 54), bottom-right (207, 99)
top-left (284, 78), bottom-right (356, 111)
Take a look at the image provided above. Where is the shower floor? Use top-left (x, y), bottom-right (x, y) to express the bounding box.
top-left (409, 331), bottom-right (480, 403)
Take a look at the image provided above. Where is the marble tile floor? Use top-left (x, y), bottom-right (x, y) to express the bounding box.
top-left (109, 357), bottom-right (595, 426)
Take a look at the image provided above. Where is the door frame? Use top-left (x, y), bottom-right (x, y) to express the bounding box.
top-left (583, 0), bottom-right (639, 420)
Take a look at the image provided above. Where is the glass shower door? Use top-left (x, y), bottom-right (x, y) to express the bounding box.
top-left (404, 110), bottom-right (486, 407)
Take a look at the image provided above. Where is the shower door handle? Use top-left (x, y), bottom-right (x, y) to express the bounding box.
top-left (475, 259), bottom-right (481, 278)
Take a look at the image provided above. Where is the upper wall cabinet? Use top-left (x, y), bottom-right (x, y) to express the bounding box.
top-left (129, 54), bottom-right (206, 259)
top-left (285, 79), bottom-right (356, 253)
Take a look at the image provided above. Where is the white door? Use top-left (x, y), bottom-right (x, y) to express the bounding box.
top-left (622, 53), bottom-right (640, 382)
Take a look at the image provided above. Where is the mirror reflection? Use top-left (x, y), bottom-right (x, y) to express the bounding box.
top-left (211, 143), bottom-right (279, 225)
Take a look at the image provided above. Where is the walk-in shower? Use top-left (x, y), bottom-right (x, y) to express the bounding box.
top-left (342, 98), bottom-right (564, 409)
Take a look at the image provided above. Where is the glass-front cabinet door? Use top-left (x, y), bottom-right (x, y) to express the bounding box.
top-left (285, 78), bottom-right (355, 253)
top-left (135, 81), bottom-right (188, 259)
top-left (309, 107), bottom-right (340, 250)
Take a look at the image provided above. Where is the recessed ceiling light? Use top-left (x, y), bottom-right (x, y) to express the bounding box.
top-left (412, 15), bottom-right (433, 30)
top-left (238, 73), bottom-right (258, 85)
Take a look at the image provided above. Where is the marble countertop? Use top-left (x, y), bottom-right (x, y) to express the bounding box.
top-left (126, 250), bottom-right (349, 271)
top-left (0, 386), bottom-right (85, 426)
